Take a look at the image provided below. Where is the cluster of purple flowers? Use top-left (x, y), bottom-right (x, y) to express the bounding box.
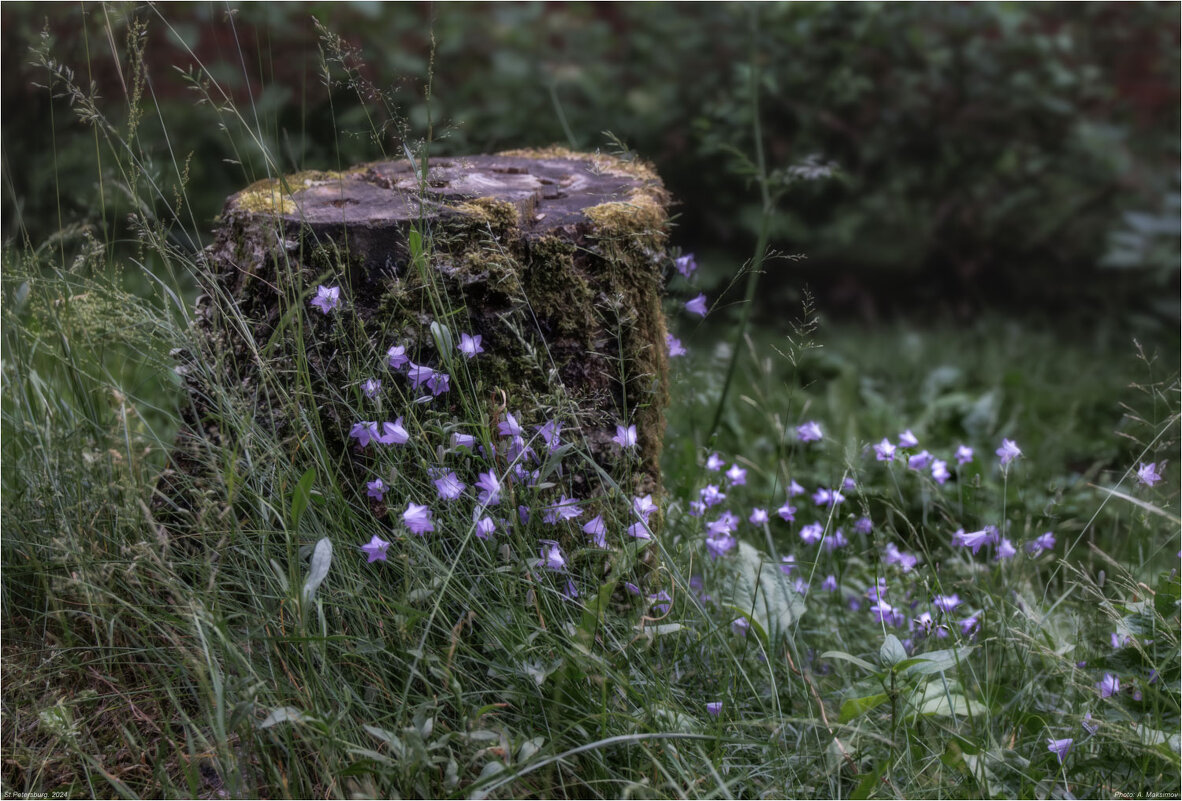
top-left (348, 370), bottom-right (657, 601)
top-left (871, 429), bottom-right (975, 486)
top-left (694, 448), bottom-right (868, 565)
top-left (849, 575), bottom-right (982, 650)
top-left (694, 428), bottom-right (1066, 651)
top-left (663, 252), bottom-right (704, 360)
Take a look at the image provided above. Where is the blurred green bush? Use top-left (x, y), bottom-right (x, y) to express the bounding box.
top-left (2, 2), bottom-right (1177, 317)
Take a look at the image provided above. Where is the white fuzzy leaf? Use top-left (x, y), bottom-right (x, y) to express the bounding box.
top-left (301, 537), bottom-right (333, 603)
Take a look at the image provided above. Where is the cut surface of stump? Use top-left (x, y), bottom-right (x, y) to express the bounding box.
top-left (164, 149), bottom-right (673, 546)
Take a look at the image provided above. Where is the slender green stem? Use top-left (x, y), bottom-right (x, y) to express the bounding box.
top-left (708, 6), bottom-right (773, 441)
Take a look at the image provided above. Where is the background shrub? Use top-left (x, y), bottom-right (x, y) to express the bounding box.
top-left (4, 3), bottom-right (1178, 319)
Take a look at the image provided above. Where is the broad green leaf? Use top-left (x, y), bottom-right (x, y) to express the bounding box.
top-left (850, 761), bottom-right (887, 799)
top-left (258, 706), bottom-right (310, 728)
top-left (575, 578), bottom-right (617, 650)
top-left (723, 542), bottom-right (806, 647)
top-left (645, 623), bottom-right (684, 636)
top-left (430, 321), bottom-right (455, 367)
top-left (359, 725), bottom-right (407, 760)
top-left (517, 736), bottom-right (544, 762)
top-left (470, 761), bottom-right (505, 800)
top-left (839, 693), bottom-right (890, 723)
top-left (1136, 724), bottom-right (1181, 755)
top-left (302, 537), bottom-right (333, 603)
top-left (821, 650), bottom-right (879, 674)
top-left (465, 730), bottom-right (501, 744)
top-left (906, 683), bottom-right (986, 718)
top-left (897, 645), bottom-right (975, 676)
top-left (879, 634), bottom-right (907, 668)
top-left (269, 558), bottom-right (290, 593)
top-left (290, 466), bottom-right (316, 529)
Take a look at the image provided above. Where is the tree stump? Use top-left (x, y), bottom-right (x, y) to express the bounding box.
top-left (163, 149), bottom-right (672, 540)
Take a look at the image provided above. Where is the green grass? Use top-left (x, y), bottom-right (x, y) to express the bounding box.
top-left (2, 8), bottom-right (1179, 799)
top-left (4, 240), bottom-right (1177, 797)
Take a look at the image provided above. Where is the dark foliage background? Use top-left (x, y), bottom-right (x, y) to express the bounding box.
top-left (3, 2), bottom-right (1178, 322)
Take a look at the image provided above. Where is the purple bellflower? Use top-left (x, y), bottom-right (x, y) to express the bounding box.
top-left (666, 333), bottom-right (687, 357)
top-left (427, 371), bottom-right (451, 396)
top-left (675, 253), bottom-right (698, 279)
top-left (797, 421), bottom-right (823, 442)
top-left (613, 424), bottom-right (638, 449)
top-left (931, 459), bottom-right (951, 485)
top-left (800, 522), bottom-right (823, 545)
top-left (700, 484), bottom-right (727, 508)
top-left (406, 363), bottom-right (434, 390)
top-left (387, 344), bottom-right (409, 370)
top-left (458, 332), bottom-right (484, 359)
top-left (403, 503), bottom-right (435, 535)
top-left (1028, 531), bottom-right (1056, 555)
top-left (497, 412), bottom-right (524, 439)
top-left (475, 471), bottom-right (502, 506)
top-left (705, 530), bottom-right (735, 559)
top-left (685, 293), bottom-right (708, 317)
top-left (874, 438), bottom-right (896, 462)
top-left (627, 521), bottom-right (653, 541)
top-left (633, 494), bottom-right (658, 522)
top-left (366, 478), bottom-right (386, 501)
top-left (360, 535), bottom-right (390, 563)
top-left (350, 421), bottom-right (380, 448)
top-left (952, 527), bottom-right (998, 554)
top-left (706, 453), bottom-right (725, 471)
top-left (996, 438), bottom-right (1022, 467)
top-left (823, 529), bottom-right (848, 551)
top-left (726, 464), bottom-right (747, 486)
top-left (433, 471), bottom-right (466, 501)
top-left (378, 419), bottom-right (409, 445)
top-left (996, 538), bottom-right (1017, 560)
top-left (908, 450), bottom-right (933, 471)
top-left (474, 516), bottom-right (496, 540)
top-left (1047, 738), bottom-right (1073, 764)
top-left (884, 542), bottom-right (918, 572)
top-left (536, 420), bottom-right (563, 453)
top-left (932, 594), bottom-right (961, 613)
top-left (310, 285), bottom-right (340, 314)
top-left (542, 495), bottom-right (582, 524)
top-left (583, 515), bottom-right (607, 548)
top-left (363, 378), bottom-right (382, 399)
top-left (955, 444), bottom-right (974, 465)
top-left (1137, 462), bottom-right (1163, 487)
top-left (540, 541), bottom-right (566, 571)
top-left (648, 590), bottom-right (672, 615)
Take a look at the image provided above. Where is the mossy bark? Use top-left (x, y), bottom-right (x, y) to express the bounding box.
top-left (164, 151), bottom-right (672, 527)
